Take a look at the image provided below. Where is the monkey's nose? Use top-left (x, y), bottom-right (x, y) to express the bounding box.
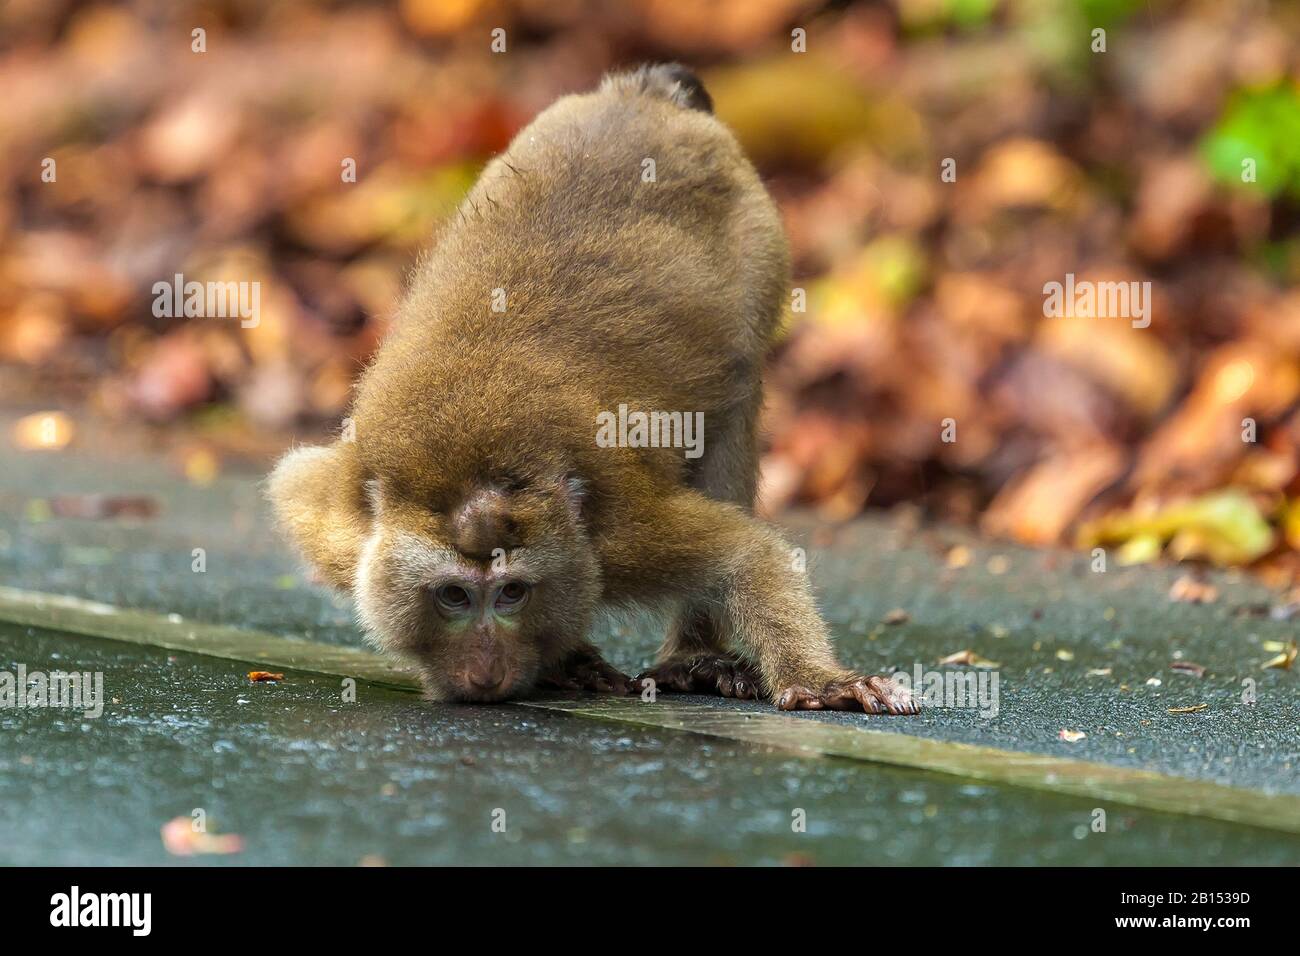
top-left (466, 657), bottom-right (509, 692)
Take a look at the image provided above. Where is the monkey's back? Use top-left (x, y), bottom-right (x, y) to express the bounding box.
top-left (411, 76), bottom-right (788, 415)
top-left (353, 71), bottom-right (789, 494)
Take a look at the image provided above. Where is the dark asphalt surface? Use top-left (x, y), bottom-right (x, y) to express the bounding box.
top-left (5, 622), bottom-right (1298, 865)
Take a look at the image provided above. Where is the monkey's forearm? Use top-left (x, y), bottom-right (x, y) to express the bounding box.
top-left (604, 492), bottom-right (845, 693)
top-left (602, 491), bottom-right (917, 714)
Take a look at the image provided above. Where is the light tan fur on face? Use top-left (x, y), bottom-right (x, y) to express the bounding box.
top-left (265, 65), bottom-right (915, 713)
top-left (353, 529), bottom-right (454, 651)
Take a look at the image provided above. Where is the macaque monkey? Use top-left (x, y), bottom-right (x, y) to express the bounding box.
top-left (268, 65), bottom-right (917, 715)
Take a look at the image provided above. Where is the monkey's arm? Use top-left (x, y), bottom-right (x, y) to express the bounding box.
top-left (602, 491), bottom-right (918, 714)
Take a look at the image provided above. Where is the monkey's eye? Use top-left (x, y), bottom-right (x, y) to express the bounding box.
top-left (495, 581), bottom-right (530, 613)
top-left (434, 584), bottom-right (472, 613)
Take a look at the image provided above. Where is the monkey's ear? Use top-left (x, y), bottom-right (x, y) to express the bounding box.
top-left (265, 441), bottom-right (371, 590)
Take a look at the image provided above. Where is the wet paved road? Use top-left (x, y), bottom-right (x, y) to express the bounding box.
top-left (4, 624), bottom-right (1297, 865)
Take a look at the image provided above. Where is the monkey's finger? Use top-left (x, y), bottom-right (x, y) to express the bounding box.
top-left (602, 674), bottom-right (634, 695)
top-left (776, 686), bottom-right (822, 710)
top-left (864, 676), bottom-right (920, 715)
top-left (814, 684), bottom-right (875, 712)
top-left (591, 665), bottom-right (639, 695)
top-left (603, 670), bottom-right (639, 695)
top-left (635, 667), bottom-right (693, 693)
top-left (581, 673), bottom-right (615, 693)
top-left (891, 689), bottom-right (922, 715)
top-left (844, 681), bottom-right (885, 715)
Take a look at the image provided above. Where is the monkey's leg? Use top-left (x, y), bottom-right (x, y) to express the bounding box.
top-left (686, 384), bottom-right (761, 511)
top-left (636, 392), bottom-right (765, 700)
top-left (615, 492), bottom-right (918, 715)
top-left (536, 643), bottom-right (639, 696)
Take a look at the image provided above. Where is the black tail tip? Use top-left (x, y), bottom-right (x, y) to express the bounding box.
top-left (602, 63), bottom-right (713, 114)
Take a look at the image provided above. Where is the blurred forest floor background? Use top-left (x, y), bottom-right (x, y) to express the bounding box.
top-left (4, 0), bottom-right (1300, 584)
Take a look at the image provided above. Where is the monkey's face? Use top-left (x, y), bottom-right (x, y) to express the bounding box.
top-left (352, 478), bottom-right (599, 702)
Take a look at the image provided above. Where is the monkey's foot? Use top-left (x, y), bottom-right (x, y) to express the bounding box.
top-left (537, 649), bottom-right (638, 696)
top-left (636, 654), bottom-right (762, 700)
top-left (776, 674), bottom-right (919, 715)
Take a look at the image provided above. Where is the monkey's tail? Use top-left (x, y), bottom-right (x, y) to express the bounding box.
top-left (600, 63), bottom-right (713, 114)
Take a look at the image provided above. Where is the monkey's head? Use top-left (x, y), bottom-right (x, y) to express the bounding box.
top-left (266, 440), bottom-right (599, 702)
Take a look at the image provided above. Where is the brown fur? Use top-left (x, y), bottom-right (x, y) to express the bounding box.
top-left (266, 65), bottom-right (914, 713)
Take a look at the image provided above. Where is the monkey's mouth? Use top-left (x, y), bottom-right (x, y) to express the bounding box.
top-left (448, 676), bottom-right (526, 703)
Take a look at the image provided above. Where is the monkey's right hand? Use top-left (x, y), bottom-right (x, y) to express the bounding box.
top-left (536, 646), bottom-right (639, 696)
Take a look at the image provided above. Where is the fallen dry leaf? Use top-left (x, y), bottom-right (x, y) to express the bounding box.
top-left (160, 816), bottom-right (244, 856)
top-left (1169, 575), bottom-right (1219, 604)
top-left (984, 444), bottom-right (1126, 546)
top-left (12, 411), bottom-right (74, 450)
top-left (248, 671), bottom-right (285, 682)
top-left (1081, 492), bottom-right (1274, 568)
top-left (1059, 729), bottom-right (1087, 743)
top-left (128, 334), bottom-right (214, 420)
top-left (182, 447), bottom-right (220, 486)
top-left (1087, 667), bottom-right (1113, 676)
top-left (48, 494), bottom-right (159, 519)
top-left (1169, 660), bottom-right (1207, 677)
top-left (1167, 704), bottom-right (1209, 714)
top-left (1262, 640), bottom-right (1298, 671)
top-left (938, 649), bottom-right (1000, 668)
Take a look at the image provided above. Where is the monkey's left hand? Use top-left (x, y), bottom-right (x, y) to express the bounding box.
top-left (776, 675), bottom-right (919, 715)
top-left (536, 645), bottom-right (639, 696)
top-left (636, 655), bottom-right (763, 700)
